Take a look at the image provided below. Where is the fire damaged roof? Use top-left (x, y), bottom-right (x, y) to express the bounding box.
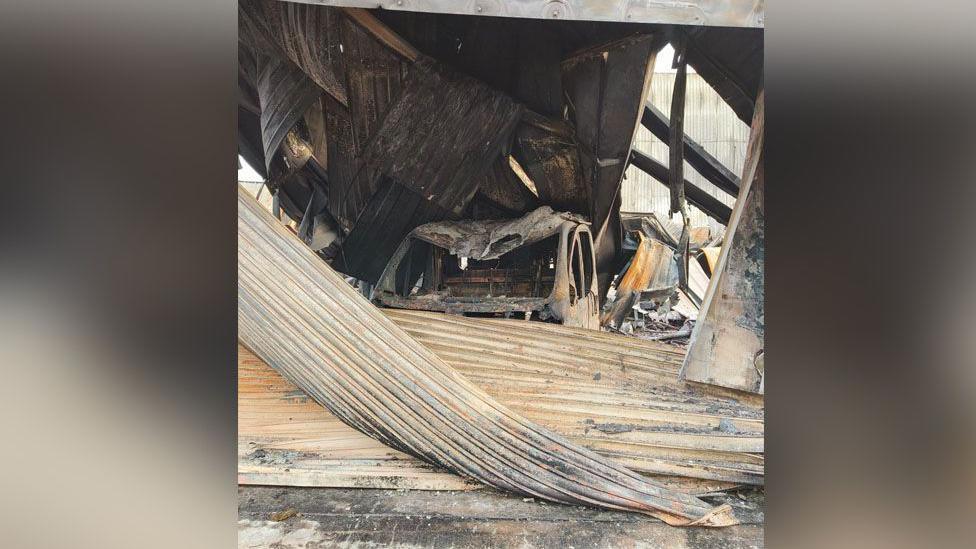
top-left (238, 0), bottom-right (763, 291)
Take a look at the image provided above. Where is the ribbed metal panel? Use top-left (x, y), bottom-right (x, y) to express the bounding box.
top-left (623, 73), bottom-right (750, 234)
top-left (237, 186), bottom-right (736, 525)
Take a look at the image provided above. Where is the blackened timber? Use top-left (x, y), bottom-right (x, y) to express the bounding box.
top-left (668, 42), bottom-right (688, 216)
top-left (642, 103), bottom-right (740, 197)
top-left (561, 33), bottom-right (658, 301)
top-left (334, 179), bottom-right (449, 283)
top-left (629, 150), bottom-right (731, 225)
top-left (344, 58), bottom-right (522, 219)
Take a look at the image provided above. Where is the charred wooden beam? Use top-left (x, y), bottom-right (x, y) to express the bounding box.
top-left (681, 90), bottom-right (765, 395)
top-left (641, 103), bottom-right (740, 197)
top-left (667, 41), bottom-right (688, 217)
top-left (237, 186), bottom-right (736, 526)
top-left (629, 150), bottom-right (731, 225)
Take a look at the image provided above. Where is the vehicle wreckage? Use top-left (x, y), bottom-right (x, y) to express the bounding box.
top-left (372, 206), bottom-right (600, 328)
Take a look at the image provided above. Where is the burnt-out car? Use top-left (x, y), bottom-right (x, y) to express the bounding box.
top-left (372, 207), bottom-right (600, 329)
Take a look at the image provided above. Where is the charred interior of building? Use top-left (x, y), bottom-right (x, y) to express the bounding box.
top-left (237, 0), bottom-right (763, 334)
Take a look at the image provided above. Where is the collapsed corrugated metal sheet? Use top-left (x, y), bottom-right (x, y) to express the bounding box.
top-left (255, 54), bottom-right (322, 173)
top-left (385, 309), bottom-right (764, 485)
top-left (241, 0), bottom-right (349, 105)
top-left (345, 58), bottom-right (521, 218)
top-left (331, 179), bottom-right (451, 282)
top-left (237, 341), bottom-right (745, 496)
top-left (332, 58), bottom-right (524, 281)
top-left (238, 187), bottom-right (736, 526)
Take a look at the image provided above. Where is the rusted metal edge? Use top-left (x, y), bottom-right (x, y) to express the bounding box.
top-left (238, 186), bottom-right (736, 526)
top-left (282, 1), bottom-right (765, 29)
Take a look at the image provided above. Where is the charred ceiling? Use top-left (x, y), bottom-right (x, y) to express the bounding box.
top-left (237, 0), bottom-right (763, 299)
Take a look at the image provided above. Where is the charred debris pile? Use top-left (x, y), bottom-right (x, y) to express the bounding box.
top-left (238, 0), bottom-right (763, 524)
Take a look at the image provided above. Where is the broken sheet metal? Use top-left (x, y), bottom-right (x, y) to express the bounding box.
top-left (602, 233), bottom-right (678, 329)
top-left (562, 33), bottom-right (658, 299)
top-left (373, 207), bottom-right (600, 329)
top-left (384, 309), bottom-right (764, 486)
top-left (238, 188), bottom-right (735, 525)
top-left (701, 246), bottom-right (721, 276)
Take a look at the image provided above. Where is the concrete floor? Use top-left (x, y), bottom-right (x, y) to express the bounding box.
top-left (239, 485), bottom-right (764, 548)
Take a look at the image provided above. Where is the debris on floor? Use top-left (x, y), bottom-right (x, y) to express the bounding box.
top-left (269, 508), bottom-right (297, 522)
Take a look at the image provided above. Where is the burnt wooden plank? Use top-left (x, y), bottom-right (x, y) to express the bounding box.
top-left (681, 91), bottom-right (765, 394)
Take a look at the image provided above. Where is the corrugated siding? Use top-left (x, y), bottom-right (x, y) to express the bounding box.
top-left (623, 73), bottom-right (750, 234)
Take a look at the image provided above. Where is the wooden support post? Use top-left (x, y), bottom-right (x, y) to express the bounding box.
top-left (680, 90), bottom-right (765, 394)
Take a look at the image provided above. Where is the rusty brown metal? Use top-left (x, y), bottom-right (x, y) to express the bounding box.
top-left (602, 233), bottom-right (676, 329)
top-left (238, 187), bottom-right (736, 526)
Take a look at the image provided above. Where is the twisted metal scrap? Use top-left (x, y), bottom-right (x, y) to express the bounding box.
top-left (237, 187), bottom-right (735, 526)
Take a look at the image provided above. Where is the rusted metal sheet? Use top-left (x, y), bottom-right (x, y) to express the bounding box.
top-left (681, 91), bottom-right (764, 394)
top-left (238, 342), bottom-right (759, 490)
top-left (284, 1), bottom-right (765, 28)
top-left (602, 233), bottom-right (676, 329)
top-left (238, 187), bottom-right (736, 525)
top-left (386, 309), bottom-right (764, 484)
